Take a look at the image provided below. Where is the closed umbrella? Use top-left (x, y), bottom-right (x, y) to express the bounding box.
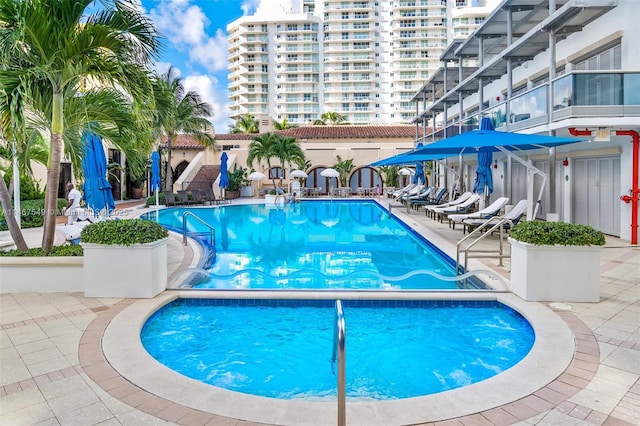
top-left (151, 151), bottom-right (161, 208)
top-left (82, 131), bottom-right (115, 218)
top-left (219, 152), bottom-right (229, 198)
top-left (413, 161), bottom-right (426, 185)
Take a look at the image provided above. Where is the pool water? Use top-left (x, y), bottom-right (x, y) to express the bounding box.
top-left (142, 201), bottom-right (483, 290)
top-left (141, 299), bottom-right (535, 400)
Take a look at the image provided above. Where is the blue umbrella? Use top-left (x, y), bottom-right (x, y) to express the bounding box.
top-left (473, 151), bottom-right (493, 195)
top-left (413, 161), bottom-right (426, 185)
top-left (82, 131), bottom-right (115, 217)
top-left (151, 151), bottom-right (161, 207)
top-left (219, 152), bottom-right (229, 193)
top-left (472, 118), bottom-right (494, 196)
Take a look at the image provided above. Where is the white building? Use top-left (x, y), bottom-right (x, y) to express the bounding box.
top-left (227, 0), bottom-right (501, 126)
top-left (411, 0), bottom-right (639, 242)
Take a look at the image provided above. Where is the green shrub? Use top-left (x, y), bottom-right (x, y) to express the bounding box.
top-left (81, 219), bottom-right (168, 246)
top-left (0, 198), bottom-right (67, 231)
top-left (0, 244), bottom-right (83, 257)
top-left (145, 192), bottom-right (166, 207)
top-left (510, 221), bottom-right (605, 246)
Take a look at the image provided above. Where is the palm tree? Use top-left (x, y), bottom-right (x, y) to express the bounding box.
top-left (273, 136), bottom-right (306, 177)
top-left (230, 113), bottom-right (259, 134)
top-left (0, 0), bottom-right (160, 253)
top-left (333, 155), bottom-right (355, 187)
top-left (246, 132), bottom-right (280, 188)
top-left (273, 118), bottom-right (297, 130)
top-left (151, 66), bottom-right (215, 191)
top-left (315, 111), bottom-right (348, 125)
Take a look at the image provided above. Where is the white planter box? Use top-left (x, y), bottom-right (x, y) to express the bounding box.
top-left (0, 257), bottom-right (84, 293)
top-left (509, 238), bottom-right (601, 302)
top-left (240, 186), bottom-right (254, 197)
top-left (264, 194), bottom-right (276, 204)
top-left (82, 238), bottom-right (168, 298)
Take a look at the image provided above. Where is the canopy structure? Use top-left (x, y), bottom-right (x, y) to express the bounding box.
top-left (372, 117), bottom-right (585, 219)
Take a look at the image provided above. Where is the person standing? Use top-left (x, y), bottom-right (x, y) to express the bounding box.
top-left (65, 183), bottom-right (81, 225)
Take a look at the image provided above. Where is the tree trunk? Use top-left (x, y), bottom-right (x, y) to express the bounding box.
top-left (42, 132), bottom-right (63, 253)
top-left (165, 136), bottom-right (173, 191)
top-left (0, 172), bottom-right (28, 251)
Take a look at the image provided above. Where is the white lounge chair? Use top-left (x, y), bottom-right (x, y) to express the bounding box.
top-left (431, 193), bottom-right (480, 222)
top-left (462, 199), bottom-right (529, 234)
top-left (389, 183), bottom-right (416, 198)
top-left (447, 197), bottom-right (510, 229)
top-left (423, 191), bottom-right (474, 218)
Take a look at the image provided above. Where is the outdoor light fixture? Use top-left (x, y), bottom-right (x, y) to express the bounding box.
top-left (493, 160), bottom-right (498, 169)
top-left (562, 157), bottom-right (569, 166)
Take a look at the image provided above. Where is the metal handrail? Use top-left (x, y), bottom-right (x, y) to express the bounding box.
top-left (456, 217), bottom-right (514, 275)
top-left (331, 300), bottom-right (346, 426)
top-left (182, 211), bottom-right (215, 247)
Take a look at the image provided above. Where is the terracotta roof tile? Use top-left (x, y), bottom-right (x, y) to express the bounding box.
top-left (159, 134), bottom-right (206, 150)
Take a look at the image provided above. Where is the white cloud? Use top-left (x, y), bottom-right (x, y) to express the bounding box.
top-left (148, 0), bottom-right (227, 73)
top-left (241, 0), bottom-right (261, 15)
top-left (183, 74), bottom-right (233, 134)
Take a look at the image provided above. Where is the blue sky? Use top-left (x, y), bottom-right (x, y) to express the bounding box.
top-left (139, 0), bottom-right (262, 133)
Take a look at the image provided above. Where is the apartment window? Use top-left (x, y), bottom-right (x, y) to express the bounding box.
top-left (342, 103), bottom-right (349, 111)
top-left (342, 63), bottom-right (349, 70)
top-left (342, 12), bottom-right (349, 19)
top-left (262, 65), bottom-right (268, 72)
top-left (342, 32), bottom-right (349, 40)
top-left (287, 24), bottom-right (298, 31)
top-left (353, 42), bottom-right (369, 50)
top-left (354, 12), bottom-right (369, 19)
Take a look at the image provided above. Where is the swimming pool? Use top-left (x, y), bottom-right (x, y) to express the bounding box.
top-left (141, 201), bottom-right (487, 290)
top-left (141, 298), bottom-right (535, 400)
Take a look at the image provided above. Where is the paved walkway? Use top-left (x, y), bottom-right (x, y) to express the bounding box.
top-left (0, 198), bottom-right (638, 425)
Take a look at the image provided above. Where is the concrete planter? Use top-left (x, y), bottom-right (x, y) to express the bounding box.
top-left (0, 257), bottom-right (84, 293)
top-left (240, 186), bottom-right (254, 197)
top-left (82, 237), bottom-right (168, 298)
top-left (508, 238), bottom-right (601, 302)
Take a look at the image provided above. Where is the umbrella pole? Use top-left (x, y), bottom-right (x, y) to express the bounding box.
top-left (155, 190), bottom-right (159, 208)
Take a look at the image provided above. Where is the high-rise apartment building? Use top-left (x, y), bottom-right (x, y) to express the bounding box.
top-left (227, 0), bottom-right (499, 126)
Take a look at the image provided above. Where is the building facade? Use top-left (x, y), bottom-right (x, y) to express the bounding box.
top-left (411, 0), bottom-right (639, 242)
top-left (227, 0), bottom-right (500, 126)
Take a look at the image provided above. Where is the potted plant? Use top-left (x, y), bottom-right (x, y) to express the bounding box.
top-left (226, 165), bottom-right (249, 199)
top-left (81, 219), bottom-right (169, 298)
top-left (508, 221), bottom-right (605, 302)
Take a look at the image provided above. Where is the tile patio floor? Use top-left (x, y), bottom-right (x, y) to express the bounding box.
top-left (0, 198), bottom-right (638, 425)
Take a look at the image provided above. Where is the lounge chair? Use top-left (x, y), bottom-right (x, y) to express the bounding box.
top-left (163, 191), bottom-right (179, 207)
top-left (431, 193), bottom-right (480, 222)
top-left (423, 191), bottom-right (474, 218)
top-left (447, 197), bottom-right (510, 230)
top-left (411, 187), bottom-right (447, 210)
top-left (389, 183), bottom-right (416, 198)
top-left (190, 189), bottom-right (207, 205)
top-left (177, 190), bottom-right (197, 206)
top-left (462, 199), bottom-right (529, 234)
top-left (405, 186), bottom-right (433, 203)
top-left (397, 184), bottom-right (425, 203)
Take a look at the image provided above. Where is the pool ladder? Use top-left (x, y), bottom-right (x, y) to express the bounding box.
top-left (182, 211), bottom-right (215, 247)
top-left (456, 218), bottom-right (513, 279)
top-left (331, 300), bottom-right (346, 426)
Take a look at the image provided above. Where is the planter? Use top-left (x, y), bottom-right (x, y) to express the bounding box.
top-left (225, 190), bottom-right (239, 200)
top-left (82, 237), bottom-right (168, 298)
top-left (508, 237), bottom-right (601, 302)
top-left (0, 257), bottom-right (84, 293)
top-left (265, 194), bottom-right (276, 204)
top-left (131, 187), bottom-right (144, 199)
top-left (240, 186), bottom-right (254, 197)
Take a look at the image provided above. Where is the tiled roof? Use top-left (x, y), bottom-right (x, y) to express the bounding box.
top-left (162, 125), bottom-right (426, 149)
top-left (159, 134), bottom-right (207, 150)
top-left (276, 125), bottom-right (426, 139)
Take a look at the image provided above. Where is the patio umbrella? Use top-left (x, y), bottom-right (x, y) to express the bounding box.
top-left (248, 171), bottom-right (266, 180)
top-left (472, 118), bottom-right (494, 206)
top-left (82, 131), bottom-right (115, 217)
top-left (290, 169), bottom-right (308, 178)
top-left (321, 168), bottom-right (340, 195)
top-left (413, 161), bottom-right (426, 185)
top-left (219, 152), bottom-right (229, 198)
top-left (151, 151), bottom-right (161, 208)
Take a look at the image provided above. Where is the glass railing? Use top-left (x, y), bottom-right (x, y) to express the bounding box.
top-left (508, 85), bottom-right (548, 123)
top-left (552, 71), bottom-right (640, 109)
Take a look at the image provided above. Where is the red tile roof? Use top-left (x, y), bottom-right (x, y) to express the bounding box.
top-left (163, 125), bottom-right (427, 149)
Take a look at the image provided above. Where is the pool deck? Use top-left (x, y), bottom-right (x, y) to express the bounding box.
top-left (1, 198), bottom-right (638, 425)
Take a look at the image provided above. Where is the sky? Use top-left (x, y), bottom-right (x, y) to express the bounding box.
top-left (139, 0), bottom-right (263, 134)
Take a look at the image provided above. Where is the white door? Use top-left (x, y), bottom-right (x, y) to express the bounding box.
top-left (572, 156), bottom-right (621, 236)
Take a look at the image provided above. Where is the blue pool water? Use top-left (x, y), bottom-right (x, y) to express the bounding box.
top-left (141, 298), bottom-right (535, 400)
top-left (141, 201), bottom-right (484, 290)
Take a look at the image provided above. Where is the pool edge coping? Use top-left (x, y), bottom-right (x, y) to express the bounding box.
top-left (93, 290), bottom-right (582, 425)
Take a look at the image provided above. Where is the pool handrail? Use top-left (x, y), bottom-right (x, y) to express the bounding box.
top-left (182, 211), bottom-right (215, 247)
top-left (331, 300), bottom-right (346, 426)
